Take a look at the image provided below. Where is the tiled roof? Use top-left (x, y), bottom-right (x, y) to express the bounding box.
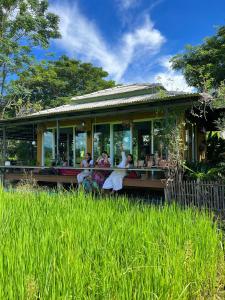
top-left (30, 90), bottom-right (199, 118)
top-left (71, 83), bottom-right (164, 102)
top-left (0, 84), bottom-right (201, 124)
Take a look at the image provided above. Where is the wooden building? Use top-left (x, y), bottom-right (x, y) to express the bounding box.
top-left (0, 83), bottom-right (206, 189)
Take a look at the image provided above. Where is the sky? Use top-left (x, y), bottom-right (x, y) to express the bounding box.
top-left (43, 0), bottom-right (225, 92)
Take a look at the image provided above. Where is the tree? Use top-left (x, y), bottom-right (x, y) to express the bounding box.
top-left (12, 55), bottom-right (116, 110)
top-left (0, 0), bottom-right (60, 118)
top-left (171, 25), bottom-right (225, 92)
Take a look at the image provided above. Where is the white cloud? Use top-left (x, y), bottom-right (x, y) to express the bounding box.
top-left (117, 0), bottom-right (139, 9)
top-left (153, 56), bottom-right (194, 92)
top-left (49, 1), bottom-right (165, 82)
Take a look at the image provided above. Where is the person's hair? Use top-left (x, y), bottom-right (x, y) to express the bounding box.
top-left (128, 154), bottom-right (134, 165)
top-left (102, 151), bottom-right (108, 156)
top-left (86, 152), bottom-right (92, 163)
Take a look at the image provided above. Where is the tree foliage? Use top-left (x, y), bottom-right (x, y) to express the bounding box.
top-left (0, 1), bottom-right (115, 118)
top-left (13, 55), bottom-right (116, 109)
top-left (0, 0), bottom-right (60, 117)
top-left (171, 25), bottom-right (225, 92)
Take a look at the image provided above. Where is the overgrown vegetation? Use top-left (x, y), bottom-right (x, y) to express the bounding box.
top-left (171, 25), bottom-right (225, 180)
top-left (0, 189), bottom-right (224, 299)
top-left (184, 132), bottom-right (225, 181)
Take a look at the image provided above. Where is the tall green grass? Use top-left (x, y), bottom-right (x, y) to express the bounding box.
top-left (0, 188), bottom-right (224, 299)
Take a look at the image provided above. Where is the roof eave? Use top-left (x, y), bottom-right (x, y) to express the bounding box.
top-left (0, 94), bottom-right (201, 127)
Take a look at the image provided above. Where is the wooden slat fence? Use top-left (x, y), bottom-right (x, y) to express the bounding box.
top-left (165, 180), bottom-right (225, 211)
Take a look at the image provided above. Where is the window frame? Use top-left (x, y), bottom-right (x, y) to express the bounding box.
top-left (92, 117), bottom-right (168, 166)
top-left (42, 125), bottom-right (87, 167)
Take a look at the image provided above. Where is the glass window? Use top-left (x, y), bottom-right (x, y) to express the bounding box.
top-left (43, 130), bottom-right (55, 166)
top-left (93, 124), bottom-right (110, 161)
top-left (133, 121), bottom-right (152, 162)
top-left (153, 119), bottom-right (176, 159)
top-left (75, 129), bottom-right (87, 165)
top-left (57, 127), bottom-right (74, 166)
top-left (113, 123), bottom-right (131, 165)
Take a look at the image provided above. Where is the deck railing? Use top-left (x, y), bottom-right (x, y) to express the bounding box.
top-left (0, 165), bottom-right (167, 189)
top-left (0, 165), bottom-right (165, 176)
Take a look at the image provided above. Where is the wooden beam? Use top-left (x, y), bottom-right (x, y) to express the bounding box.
top-left (56, 120), bottom-right (59, 163)
top-left (4, 173), bottom-right (165, 189)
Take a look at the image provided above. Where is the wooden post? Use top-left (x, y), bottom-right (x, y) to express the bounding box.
top-left (73, 127), bottom-right (76, 167)
top-left (67, 132), bottom-right (70, 163)
top-left (56, 120), bottom-right (59, 164)
top-left (2, 126), bottom-right (6, 163)
top-left (0, 168), bottom-right (5, 187)
top-left (36, 125), bottom-right (43, 166)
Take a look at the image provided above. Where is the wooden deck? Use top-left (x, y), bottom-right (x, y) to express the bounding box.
top-left (4, 173), bottom-right (166, 190)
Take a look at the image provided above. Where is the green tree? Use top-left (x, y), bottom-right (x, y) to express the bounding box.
top-left (12, 55), bottom-right (116, 109)
top-left (0, 0), bottom-right (60, 118)
top-left (171, 25), bottom-right (225, 92)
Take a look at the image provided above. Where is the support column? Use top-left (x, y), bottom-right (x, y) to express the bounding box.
top-left (110, 124), bottom-right (114, 166)
top-left (73, 127), bottom-right (76, 167)
top-left (2, 126), bottom-right (6, 163)
top-left (67, 132), bottom-right (70, 163)
top-left (37, 125), bottom-right (43, 166)
top-left (56, 120), bottom-right (60, 164)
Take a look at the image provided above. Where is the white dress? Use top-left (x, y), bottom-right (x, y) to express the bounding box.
top-left (103, 152), bottom-right (128, 191)
top-left (77, 159), bottom-right (94, 184)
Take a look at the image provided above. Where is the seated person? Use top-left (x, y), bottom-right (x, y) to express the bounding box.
top-left (96, 151), bottom-right (111, 167)
top-left (102, 146), bottom-right (134, 193)
top-left (62, 160), bottom-right (69, 167)
top-left (77, 153), bottom-right (94, 184)
top-left (144, 154), bottom-right (154, 168)
top-left (92, 151), bottom-right (111, 188)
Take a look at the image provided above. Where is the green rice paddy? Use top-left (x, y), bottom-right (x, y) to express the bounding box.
top-left (0, 188), bottom-right (224, 299)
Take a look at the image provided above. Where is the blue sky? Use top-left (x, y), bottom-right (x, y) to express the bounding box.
top-left (45, 0), bottom-right (225, 91)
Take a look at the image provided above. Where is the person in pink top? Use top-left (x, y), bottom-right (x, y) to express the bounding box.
top-left (92, 151), bottom-right (111, 188)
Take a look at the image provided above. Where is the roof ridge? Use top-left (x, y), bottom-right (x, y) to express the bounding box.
top-left (71, 83), bottom-right (164, 101)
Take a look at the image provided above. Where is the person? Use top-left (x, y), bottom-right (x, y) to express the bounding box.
top-left (92, 151), bottom-right (111, 189)
top-left (62, 160), bottom-right (69, 167)
top-left (144, 154), bottom-right (154, 168)
top-left (102, 147), bottom-right (134, 193)
top-left (77, 153), bottom-right (94, 184)
top-left (96, 151), bottom-right (111, 166)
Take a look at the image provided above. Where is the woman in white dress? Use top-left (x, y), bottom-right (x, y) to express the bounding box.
top-left (102, 148), bottom-right (133, 193)
top-left (77, 153), bottom-right (94, 184)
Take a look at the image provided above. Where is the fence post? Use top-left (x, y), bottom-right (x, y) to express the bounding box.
top-left (0, 168), bottom-right (5, 188)
top-left (163, 179), bottom-right (225, 213)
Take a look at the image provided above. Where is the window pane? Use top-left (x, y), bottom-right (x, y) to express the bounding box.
top-left (133, 121), bottom-right (152, 162)
top-left (113, 124), bottom-right (131, 165)
top-left (57, 127), bottom-right (74, 166)
top-left (43, 130), bottom-right (54, 166)
top-left (93, 124), bottom-right (110, 161)
top-left (153, 119), bottom-right (167, 159)
top-left (153, 119), bottom-right (175, 159)
top-left (75, 130), bottom-right (87, 165)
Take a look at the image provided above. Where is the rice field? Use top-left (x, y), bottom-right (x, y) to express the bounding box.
top-left (0, 188), bottom-right (224, 299)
